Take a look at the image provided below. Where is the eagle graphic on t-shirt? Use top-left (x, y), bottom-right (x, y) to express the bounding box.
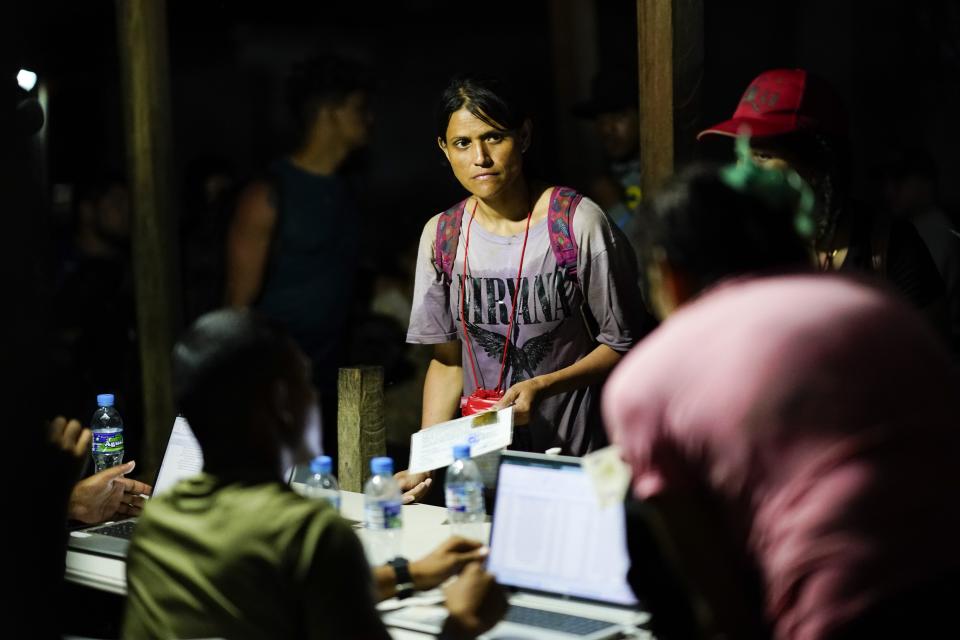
top-left (464, 321), bottom-right (562, 386)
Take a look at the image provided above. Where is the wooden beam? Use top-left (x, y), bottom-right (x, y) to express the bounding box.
top-left (637, 0), bottom-right (704, 196)
top-left (637, 0), bottom-right (675, 197)
top-left (337, 367), bottom-right (386, 493)
top-left (115, 0), bottom-right (179, 476)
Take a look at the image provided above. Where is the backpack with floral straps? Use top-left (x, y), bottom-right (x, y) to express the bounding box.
top-left (433, 186), bottom-right (583, 288)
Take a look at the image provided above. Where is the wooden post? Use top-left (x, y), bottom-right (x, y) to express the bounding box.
top-left (115, 0), bottom-right (179, 476)
top-left (338, 367), bottom-right (386, 492)
top-left (636, 0), bottom-right (704, 196)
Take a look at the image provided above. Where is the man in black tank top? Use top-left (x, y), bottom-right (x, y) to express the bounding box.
top-left (225, 55), bottom-right (373, 462)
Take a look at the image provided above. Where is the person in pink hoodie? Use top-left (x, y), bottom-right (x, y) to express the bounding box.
top-left (603, 165), bottom-right (960, 639)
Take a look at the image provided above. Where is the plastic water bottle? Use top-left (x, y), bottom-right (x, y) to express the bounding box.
top-left (445, 444), bottom-right (486, 541)
top-left (304, 455), bottom-right (341, 511)
top-left (364, 457), bottom-right (403, 564)
top-left (91, 393), bottom-right (124, 473)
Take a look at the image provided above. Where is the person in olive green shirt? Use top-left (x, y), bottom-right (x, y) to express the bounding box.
top-left (123, 309), bottom-right (505, 639)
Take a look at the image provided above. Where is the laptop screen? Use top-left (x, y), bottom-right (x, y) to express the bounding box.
top-left (487, 452), bottom-right (638, 607)
top-left (152, 416), bottom-right (204, 497)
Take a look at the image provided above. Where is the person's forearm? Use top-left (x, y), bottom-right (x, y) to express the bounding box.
top-left (225, 281), bottom-right (255, 307)
top-left (224, 260), bottom-right (264, 307)
top-left (374, 570), bottom-right (492, 639)
top-left (224, 183), bottom-right (275, 307)
top-left (533, 344), bottom-right (622, 398)
top-left (373, 561), bottom-right (432, 601)
top-left (422, 358), bottom-right (463, 428)
top-left (373, 565), bottom-right (397, 602)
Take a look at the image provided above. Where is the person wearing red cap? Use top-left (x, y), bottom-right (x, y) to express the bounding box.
top-left (699, 69), bottom-right (947, 325)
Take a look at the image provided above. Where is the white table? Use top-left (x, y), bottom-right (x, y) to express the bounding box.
top-left (338, 490), bottom-right (490, 563)
top-left (65, 547), bottom-right (127, 595)
top-left (65, 490), bottom-right (487, 638)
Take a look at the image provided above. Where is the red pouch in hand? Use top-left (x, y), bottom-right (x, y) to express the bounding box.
top-left (460, 388), bottom-right (504, 416)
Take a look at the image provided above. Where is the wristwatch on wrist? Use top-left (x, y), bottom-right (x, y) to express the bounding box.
top-left (388, 556), bottom-right (416, 600)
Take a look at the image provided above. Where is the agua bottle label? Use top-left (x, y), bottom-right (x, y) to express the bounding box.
top-left (92, 431), bottom-right (124, 453)
top-left (445, 482), bottom-right (483, 513)
top-left (365, 501), bottom-right (402, 529)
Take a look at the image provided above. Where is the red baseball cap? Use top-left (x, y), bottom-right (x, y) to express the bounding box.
top-left (697, 69), bottom-right (848, 141)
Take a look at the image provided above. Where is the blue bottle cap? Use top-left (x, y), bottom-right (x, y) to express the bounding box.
top-left (453, 444), bottom-right (471, 460)
top-left (310, 455), bottom-right (333, 474)
top-left (97, 393), bottom-right (115, 407)
top-left (370, 456), bottom-right (394, 475)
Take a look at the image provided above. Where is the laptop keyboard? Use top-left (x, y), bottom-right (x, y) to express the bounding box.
top-left (93, 520), bottom-right (137, 540)
top-left (504, 605), bottom-right (615, 635)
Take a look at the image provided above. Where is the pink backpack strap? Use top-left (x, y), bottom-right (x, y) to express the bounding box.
top-left (548, 186), bottom-right (582, 286)
top-left (434, 198), bottom-right (469, 283)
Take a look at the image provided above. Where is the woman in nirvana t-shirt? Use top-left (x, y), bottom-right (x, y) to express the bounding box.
top-left (397, 73), bottom-right (649, 502)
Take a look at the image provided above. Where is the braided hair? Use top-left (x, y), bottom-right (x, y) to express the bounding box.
top-left (750, 132), bottom-right (852, 250)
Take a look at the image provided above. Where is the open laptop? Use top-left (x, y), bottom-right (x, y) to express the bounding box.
top-left (384, 450), bottom-right (649, 638)
top-left (67, 415), bottom-right (204, 559)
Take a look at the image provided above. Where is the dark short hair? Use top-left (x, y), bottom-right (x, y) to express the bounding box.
top-left (642, 164), bottom-right (811, 290)
top-left (173, 309), bottom-right (293, 444)
top-left (436, 73), bottom-right (529, 141)
top-left (285, 54), bottom-right (370, 132)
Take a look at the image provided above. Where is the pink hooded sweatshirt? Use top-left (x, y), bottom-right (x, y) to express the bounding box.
top-left (603, 275), bottom-right (960, 639)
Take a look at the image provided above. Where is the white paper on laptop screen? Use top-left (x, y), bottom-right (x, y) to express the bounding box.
top-left (153, 416), bottom-right (204, 497)
top-left (488, 459), bottom-right (638, 606)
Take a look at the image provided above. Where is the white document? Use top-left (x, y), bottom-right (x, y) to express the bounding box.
top-left (152, 416), bottom-right (204, 497)
top-left (408, 408), bottom-right (513, 474)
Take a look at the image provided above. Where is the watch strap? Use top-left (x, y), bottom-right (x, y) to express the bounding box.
top-left (388, 556), bottom-right (415, 599)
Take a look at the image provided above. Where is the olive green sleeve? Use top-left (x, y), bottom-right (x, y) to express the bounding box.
top-left (302, 516), bottom-right (391, 640)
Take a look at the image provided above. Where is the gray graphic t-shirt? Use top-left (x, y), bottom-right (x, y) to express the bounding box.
top-left (407, 195), bottom-right (646, 455)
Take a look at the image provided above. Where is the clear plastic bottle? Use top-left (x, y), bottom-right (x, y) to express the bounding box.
top-left (363, 456), bottom-right (403, 564)
top-left (91, 393), bottom-right (124, 473)
top-left (445, 444), bottom-right (486, 541)
top-left (304, 455), bottom-right (341, 512)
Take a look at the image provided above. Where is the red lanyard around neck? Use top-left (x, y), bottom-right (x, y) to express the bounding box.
top-left (459, 199), bottom-right (534, 393)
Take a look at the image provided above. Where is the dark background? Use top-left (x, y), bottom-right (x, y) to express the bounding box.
top-left (14, 0), bottom-right (960, 210)
top-left (7, 0), bottom-right (960, 455)
top-left (6, 4), bottom-right (959, 636)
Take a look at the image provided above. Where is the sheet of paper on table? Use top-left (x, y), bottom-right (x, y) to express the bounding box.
top-left (407, 407), bottom-right (513, 474)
